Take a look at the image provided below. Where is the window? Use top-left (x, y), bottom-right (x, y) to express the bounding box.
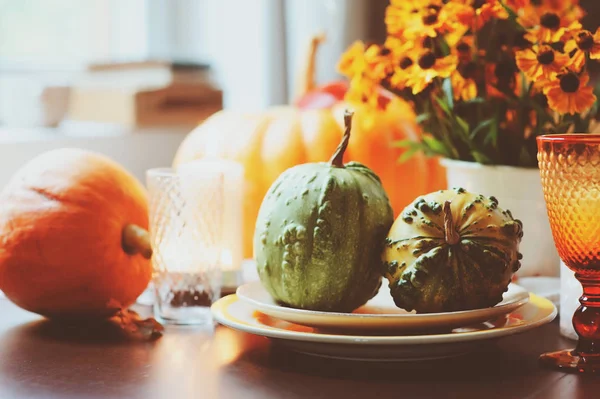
top-left (0, 0), bottom-right (376, 118)
top-left (0, 0), bottom-right (151, 69)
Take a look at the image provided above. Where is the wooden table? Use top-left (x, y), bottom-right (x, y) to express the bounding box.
top-left (0, 297), bottom-right (597, 399)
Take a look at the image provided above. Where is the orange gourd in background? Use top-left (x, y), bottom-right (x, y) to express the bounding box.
top-left (173, 36), bottom-right (446, 259)
top-left (0, 148), bottom-right (152, 318)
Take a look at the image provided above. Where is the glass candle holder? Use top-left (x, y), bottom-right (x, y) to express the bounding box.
top-left (147, 163), bottom-right (226, 325)
top-left (537, 134), bottom-right (600, 373)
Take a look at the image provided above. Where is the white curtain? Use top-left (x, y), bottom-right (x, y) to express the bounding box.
top-left (168, 0), bottom-right (371, 110)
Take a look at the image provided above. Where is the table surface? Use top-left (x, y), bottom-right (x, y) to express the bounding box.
top-left (0, 296), bottom-right (597, 399)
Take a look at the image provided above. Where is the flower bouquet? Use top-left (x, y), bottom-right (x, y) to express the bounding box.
top-left (338, 0), bottom-right (600, 167)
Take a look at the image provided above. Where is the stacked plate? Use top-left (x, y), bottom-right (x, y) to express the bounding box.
top-left (211, 281), bottom-right (557, 361)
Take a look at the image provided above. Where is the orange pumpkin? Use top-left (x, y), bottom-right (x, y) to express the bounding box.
top-left (173, 36), bottom-right (444, 259)
top-left (0, 148), bottom-right (152, 318)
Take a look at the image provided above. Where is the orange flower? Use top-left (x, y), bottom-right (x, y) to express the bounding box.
top-left (485, 59), bottom-right (524, 98)
top-left (565, 29), bottom-right (600, 71)
top-left (455, 36), bottom-right (475, 63)
top-left (523, 7), bottom-right (582, 43)
top-left (544, 71), bottom-right (596, 115)
top-left (451, 62), bottom-right (478, 101)
top-left (443, 1), bottom-right (476, 28)
top-left (518, 1), bottom-right (584, 31)
top-left (477, 0), bottom-right (509, 26)
top-left (504, 0), bottom-right (527, 9)
top-left (515, 44), bottom-right (569, 81)
top-left (450, 0), bottom-right (508, 30)
top-left (404, 51), bottom-right (458, 94)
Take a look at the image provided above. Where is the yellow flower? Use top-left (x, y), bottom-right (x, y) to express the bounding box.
top-left (338, 42), bottom-right (394, 82)
top-left (385, 4), bottom-right (408, 37)
top-left (515, 44), bottom-right (569, 81)
top-left (363, 43), bottom-right (396, 81)
top-left (451, 62), bottom-right (478, 101)
top-left (401, 6), bottom-right (447, 38)
top-left (404, 51), bottom-right (458, 94)
top-left (338, 41), bottom-right (366, 78)
top-left (544, 71), bottom-right (596, 115)
top-left (345, 75), bottom-right (380, 109)
top-left (388, 55), bottom-right (417, 91)
top-left (564, 28), bottom-right (600, 71)
top-left (385, 0), bottom-right (442, 36)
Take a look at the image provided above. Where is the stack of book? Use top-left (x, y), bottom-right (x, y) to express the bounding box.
top-left (67, 61), bottom-right (223, 128)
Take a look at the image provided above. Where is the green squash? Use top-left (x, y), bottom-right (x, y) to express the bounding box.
top-left (382, 188), bottom-right (523, 313)
top-left (254, 111), bottom-right (394, 312)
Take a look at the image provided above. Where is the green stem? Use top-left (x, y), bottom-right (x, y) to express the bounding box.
top-left (443, 201), bottom-right (460, 245)
top-left (330, 110), bottom-right (353, 167)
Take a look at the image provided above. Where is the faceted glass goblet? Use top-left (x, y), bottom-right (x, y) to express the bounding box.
top-left (537, 134), bottom-right (600, 373)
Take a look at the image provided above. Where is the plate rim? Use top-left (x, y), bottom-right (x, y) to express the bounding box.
top-left (236, 280), bottom-right (530, 320)
top-left (211, 293), bottom-right (557, 346)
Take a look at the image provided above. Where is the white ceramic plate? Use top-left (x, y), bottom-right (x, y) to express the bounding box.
top-left (516, 276), bottom-right (560, 309)
top-left (236, 281), bottom-right (530, 333)
top-left (212, 294), bottom-right (556, 361)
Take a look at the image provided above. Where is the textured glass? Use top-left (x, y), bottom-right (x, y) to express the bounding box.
top-left (537, 134), bottom-right (600, 372)
top-left (539, 138), bottom-right (600, 269)
top-left (147, 168), bottom-right (224, 325)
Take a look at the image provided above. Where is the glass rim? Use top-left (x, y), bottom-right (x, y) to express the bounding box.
top-left (146, 167), bottom-right (176, 178)
top-left (537, 134), bottom-right (600, 143)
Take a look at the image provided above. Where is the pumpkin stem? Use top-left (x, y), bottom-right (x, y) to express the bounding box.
top-left (294, 32), bottom-right (326, 100)
top-left (443, 201), bottom-right (460, 245)
top-left (122, 224), bottom-right (153, 259)
top-left (330, 110), bottom-right (353, 167)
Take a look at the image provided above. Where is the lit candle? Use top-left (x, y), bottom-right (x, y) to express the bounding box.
top-left (176, 159), bottom-right (244, 291)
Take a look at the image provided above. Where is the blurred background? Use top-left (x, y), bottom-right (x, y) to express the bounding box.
top-left (0, 0), bottom-right (598, 186)
top-left (0, 0), bottom-right (390, 188)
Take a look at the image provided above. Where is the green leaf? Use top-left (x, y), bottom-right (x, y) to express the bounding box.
top-left (470, 118), bottom-right (495, 140)
top-left (442, 78), bottom-right (454, 110)
top-left (471, 151), bottom-right (493, 164)
top-left (434, 96), bottom-right (453, 118)
top-left (461, 97), bottom-right (486, 105)
top-left (484, 120), bottom-right (498, 146)
top-left (439, 37), bottom-right (451, 57)
top-left (499, 1), bottom-right (523, 29)
top-left (422, 135), bottom-right (450, 157)
top-left (415, 113), bottom-right (431, 124)
top-left (391, 139), bottom-right (415, 148)
top-left (456, 116), bottom-right (469, 135)
top-left (397, 144), bottom-right (422, 163)
top-left (518, 146), bottom-right (533, 165)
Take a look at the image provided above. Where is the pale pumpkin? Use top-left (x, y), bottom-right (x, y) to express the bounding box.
top-left (174, 35), bottom-right (437, 258)
top-left (0, 148), bottom-right (152, 318)
top-left (382, 188), bottom-right (523, 313)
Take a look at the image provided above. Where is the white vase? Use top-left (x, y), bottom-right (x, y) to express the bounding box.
top-left (441, 159), bottom-right (559, 278)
